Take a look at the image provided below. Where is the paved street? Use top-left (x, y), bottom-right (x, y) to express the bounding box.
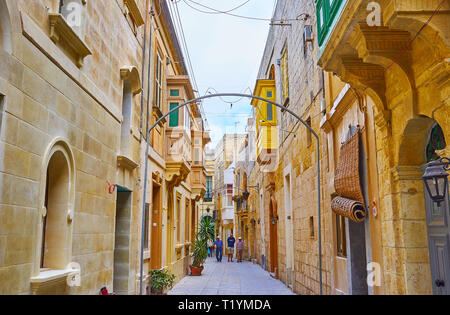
top-left (168, 257), bottom-right (296, 295)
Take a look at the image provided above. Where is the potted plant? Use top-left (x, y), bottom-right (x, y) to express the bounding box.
top-left (150, 269), bottom-right (175, 295)
top-left (190, 216), bottom-right (215, 276)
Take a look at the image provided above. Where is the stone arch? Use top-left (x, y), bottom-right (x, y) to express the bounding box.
top-left (33, 137), bottom-right (76, 275)
top-left (386, 15), bottom-right (450, 57)
top-left (398, 116), bottom-right (438, 166)
top-left (0, 0), bottom-right (12, 53)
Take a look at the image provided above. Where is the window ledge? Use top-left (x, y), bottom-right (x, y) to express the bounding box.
top-left (117, 155), bottom-right (139, 170)
top-left (30, 269), bottom-right (72, 294)
top-left (48, 13), bottom-right (92, 67)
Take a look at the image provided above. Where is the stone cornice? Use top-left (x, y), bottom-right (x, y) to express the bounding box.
top-left (123, 0), bottom-right (145, 27)
top-left (48, 13), bottom-right (92, 68)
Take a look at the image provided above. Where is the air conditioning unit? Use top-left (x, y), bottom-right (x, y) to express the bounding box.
top-left (304, 25), bottom-right (313, 43)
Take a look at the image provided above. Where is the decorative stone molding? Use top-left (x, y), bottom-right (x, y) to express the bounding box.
top-left (48, 13), bottom-right (92, 67)
top-left (123, 0), bottom-right (145, 27)
top-left (166, 161), bottom-right (190, 187)
top-left (120, 66), bottom-right (142, 95)
top-left (30, 269), bottom-right (71, 295)
top-left (392, 166), bottom-right (423, 182)
top-left (117, 155), bottom-right (139, 170)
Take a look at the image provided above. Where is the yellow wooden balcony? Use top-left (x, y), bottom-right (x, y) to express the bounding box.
top-left (257, 126), bottom-right (278, 165)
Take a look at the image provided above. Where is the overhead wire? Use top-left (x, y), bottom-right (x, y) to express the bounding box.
top-left (182, 0), bottom-right (252, 15)
top-left (183, 0), bottom-right (299, 22)
top-left (169, 0), bottom-right (211, 130)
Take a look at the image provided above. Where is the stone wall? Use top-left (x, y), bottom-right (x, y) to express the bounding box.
top-left (0, 0), bottom-right (146, 295)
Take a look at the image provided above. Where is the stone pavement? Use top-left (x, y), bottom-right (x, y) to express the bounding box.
top-left (168, 257), bottom-right (296, 295)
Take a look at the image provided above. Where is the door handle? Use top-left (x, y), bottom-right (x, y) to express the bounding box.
top-left (435, 279), bottom-right (445, 287)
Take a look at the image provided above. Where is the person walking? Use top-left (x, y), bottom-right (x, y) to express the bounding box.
top-left (213, 237), bottom-right (223, 262)
top-left (236, 237), bottom-right (244, 263)
top-left (227, 233), bottom-right (236, 262)
top-left (207, 239), bottom-right (214, 258)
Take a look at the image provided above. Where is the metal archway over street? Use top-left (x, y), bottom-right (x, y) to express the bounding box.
top-left (139, 93), bottom-right (323, 295)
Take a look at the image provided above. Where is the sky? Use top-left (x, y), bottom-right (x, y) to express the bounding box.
top-left (171, 0), bottom-right (277, 149)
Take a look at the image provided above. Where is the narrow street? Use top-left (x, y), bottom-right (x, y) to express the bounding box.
top-left (169, 258), bottom-right (296, 296)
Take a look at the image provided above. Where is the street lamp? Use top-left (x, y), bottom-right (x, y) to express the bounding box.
top-left (423, 157), bottom-right (450, 206)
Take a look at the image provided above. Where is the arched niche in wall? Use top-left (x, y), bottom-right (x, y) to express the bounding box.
top-left (119, 66), bottom-right (142, 157)
top-left (34, 137), bottom-right (76, 276)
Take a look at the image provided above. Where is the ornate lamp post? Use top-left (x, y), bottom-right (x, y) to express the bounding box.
top-left (423, 157), bottom-right (450, 206)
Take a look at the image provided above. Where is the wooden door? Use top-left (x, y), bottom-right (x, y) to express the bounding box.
top-left (151, 185), bottom-right (162, 270)
top-left (269, 195), bottom-right (278, 276)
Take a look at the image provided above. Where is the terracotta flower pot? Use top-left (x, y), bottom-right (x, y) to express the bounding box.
top-left (189, 265), bottom-right (204, 276)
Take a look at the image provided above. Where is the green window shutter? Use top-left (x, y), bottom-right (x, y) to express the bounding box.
top-left (169, 103), bottom-right (179, 127)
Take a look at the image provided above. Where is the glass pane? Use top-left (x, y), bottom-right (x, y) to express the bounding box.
top-left (267, 103), bottom-right (273, 121)
top-left (437, 177), bottom-right (446, 197)
top-left (427, 178), bottom-right (438, 197)
top-left (169, 103), bottom-right (179, 127)
top-left (427, 124), bottom-right (446, 162)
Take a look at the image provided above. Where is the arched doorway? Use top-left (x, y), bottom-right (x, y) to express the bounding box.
top-left (423, 123), bottom-right (450, 295)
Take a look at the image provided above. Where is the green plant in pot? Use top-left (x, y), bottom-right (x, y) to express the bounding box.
top-left (190, 215), bottom-right (215, 276)
top-left (150, 269), bottom-right (175, 295)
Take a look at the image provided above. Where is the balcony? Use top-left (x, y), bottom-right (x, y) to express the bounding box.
top-left (191, 165), bottom-right (207, 201)
top-left (256, 126), bottom-right (278, 165)
top-left (165, 128), bottom-right (191, 186)
top-left (222, 208), bottom-right (235, 221)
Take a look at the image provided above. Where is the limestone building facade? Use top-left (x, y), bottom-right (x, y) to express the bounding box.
top-left (249, 0), bottom-right (449, 295)
top-left (0, 0), bottom-right (207, 295)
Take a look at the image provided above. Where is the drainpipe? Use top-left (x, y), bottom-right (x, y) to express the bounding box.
top-left (139, 0), bottom-right (150, 140)
top-left (139, 0), bottom-right (151, 296)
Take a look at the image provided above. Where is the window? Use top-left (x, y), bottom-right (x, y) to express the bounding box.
top-left (426, 123), bottom-right (446, 162)
top-left (155, 51), bottom-right (163, 109)
top-left (176, 196), bottom-right (181, 243)
top-left (185, 198), bottom-right (190, 242)
top-left (336, 213), bottom-right (347, 257)
top-left (184, 107), bottom-right (191, 135)
top-left (204, 176), bottom-right (213, 202)
top-left (281, 48), bottom-right (289, 103)
top-left (170, 89), bottom-right (180, 97)
top-left (59, 0), bottom-right (85, 35)
top-left (169, 103), bottom-right (179, 127)
top-left (266, 102), bottom-right (274, 122)
top-left (306, 117), bottom-right (312, 147)
top-left (194, 148), bottom-right (200, 165)
top-left (269, 65), bottom-right (275, 80)
top-left (316, 0), bottom-right (344, 46)
top-left (226, 184), bottom-right (233, 207)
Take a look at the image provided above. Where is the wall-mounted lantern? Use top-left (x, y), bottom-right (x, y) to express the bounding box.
top-left (423, 157), bottom-right (450, 207)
